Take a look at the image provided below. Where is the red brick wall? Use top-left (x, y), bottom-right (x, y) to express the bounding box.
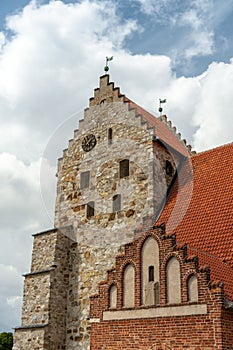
top-left (222, 308), bottom-right (233, 349)
top-left (91, 315), bottom-right (219, 350)
top-left (90, 226), bottom-right (228, 349)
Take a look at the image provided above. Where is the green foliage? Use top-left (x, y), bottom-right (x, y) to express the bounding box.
top-left (0, 332), bottom-right (13, 350)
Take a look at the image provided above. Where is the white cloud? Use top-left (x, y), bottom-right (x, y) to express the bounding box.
top-left (0, 0), bottom-right (137, 154)
top-left (135, 0), bottom-right (217, 59)
top-left (0, 153), bottom-right (51, 330)
top-left (0, 264), bottom-right (23, 330)
top-left (0, 32), bottom-right (5, 49)
top-left (0, 0), bottom-right (232, 332)
top-left (192, 60), bottom-right (233, 150)
top-left (135, 0), bottom-right (171, 17)
top-left (178, 2), bottom-right (215, 58)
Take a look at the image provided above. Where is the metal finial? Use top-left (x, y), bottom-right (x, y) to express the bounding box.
top-left (104, 56), bottom-right (113, 72)
top-left (159, 98), bottom-right (166, 116)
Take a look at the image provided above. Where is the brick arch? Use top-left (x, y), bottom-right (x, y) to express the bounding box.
top-left (138, 232), bottom-right (162, 250)
top-left (161, 251), bottom-right (183, 270)
top-left (120, 259), bottom-right (137, 274)
top-left (186, 273), bottom-right (199, 302)
top-left (122, 263), bottom-right (135, 308)
top-left (166, 256), bottom-right (181, 304)
top-left (141, 236), bottom-right (160, 306)
top-left (108, 283), bottom-right (117, 309)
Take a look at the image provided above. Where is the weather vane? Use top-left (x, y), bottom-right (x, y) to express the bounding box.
top-left (158, 98), bottom-right (166, 116)
top-left (104, 56), bottom-right (113, 72)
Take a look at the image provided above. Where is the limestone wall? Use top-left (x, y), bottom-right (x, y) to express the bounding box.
top-left (13, 228), bottom-right (72, 350)
top-left (53, 76), bottom-right (180, 349)
top-left (21, 272), bottom-right (51, 326)
top-left (13, 327), bottom-right (48, 350)
top-left (30, 229), bottom-right (58, 272)
top-left (15, 75), bottom-right (184, 350)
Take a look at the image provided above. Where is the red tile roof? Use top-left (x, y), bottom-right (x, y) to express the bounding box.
top-left (157, 143), bottom-right (233, 299)
top-left (125, 93), bottom-right (233, 300)
top-left (127, 100), bottom-right (191, 156)
top-left (103, 74), bottom-right (233, 300)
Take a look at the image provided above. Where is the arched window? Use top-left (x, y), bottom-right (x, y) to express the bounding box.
top-left (113, 194), bottom-right (121, 212)
top-left (109, 285), bottom-right (117, 309)
top-left (120, 159), bottom-right (129, 178)
top-left (166, 257), bottom-right (181, 304)
top-left (141, 237), bottom-right (159, 305)
top-left (187, 275), bottom-right (198, 302)
top-left (123, 264), bottom-right (135, 308)
top-left (108, 128), bottom-right (113, 145)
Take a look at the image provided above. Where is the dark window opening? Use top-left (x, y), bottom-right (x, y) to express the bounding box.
top-left (86, 201), bottom-right (94, 218)
top-left (120, 159), bottom-right (129, 178)
top-left (108, 128), bottom-right (113, 145)
top-left (100, 99), bottom-right (106, 106)
top-left (80, 171), bottom-right (90, 189)
top-left (166, 160), bottom-right (173, 176)
top-left (148, 265), bottom-right (154, 282)
top-left (113, 194), bottom-right (121, 212)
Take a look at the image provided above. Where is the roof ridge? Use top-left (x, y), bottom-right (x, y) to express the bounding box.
top-left (159, 113), bottom-right (196, 155)
top-left (191, 141), bottom-right (233, 157)
top-left (127, 99), bottom-right (195, 155)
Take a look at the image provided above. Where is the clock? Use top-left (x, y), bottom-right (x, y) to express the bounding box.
top-left (82, 134), bottom-right (97, 152)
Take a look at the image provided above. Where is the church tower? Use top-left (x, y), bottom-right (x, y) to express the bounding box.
top-left (13, 74), bottom-right (192, 350)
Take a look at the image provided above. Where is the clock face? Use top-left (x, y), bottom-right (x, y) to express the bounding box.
top-left (82, 134), bottom-right (97, 152)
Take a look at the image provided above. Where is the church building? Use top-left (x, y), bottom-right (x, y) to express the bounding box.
top-left (13, 74), bottom-right (233, 349)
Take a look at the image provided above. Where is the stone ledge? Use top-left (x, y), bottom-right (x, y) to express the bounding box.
top-left (103, 304), bottom-right (207, 321)
top-left (14, 323), bottom-right (48, 330)
top-left (32, 228), bottom-right (58, 237)
top-left (23, 268), bottom-right (55, 277)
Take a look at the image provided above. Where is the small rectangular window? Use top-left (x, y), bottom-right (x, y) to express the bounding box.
top-left (86, 201), bottom-right (94, 218)
top-left (108, 128), bottom-right (113, 145)
top-left (113, 194), bottom-right (121, 212)
top-left (80, 171), bottom-right (90, 189)
top-left (149, 266), bottom-right (154, 282)
top-left (120, 159), bottom-right (129, 178)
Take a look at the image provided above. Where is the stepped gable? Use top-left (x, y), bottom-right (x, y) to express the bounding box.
top-left (126, 99), bottom-right (193, 156)
top-left (193, 249), bottom-right (233, 301)
top-left (88, 74), bottom-right (192, 156)
top-left (157, 143), bottom-right (233, 299)
top-left (90, 224), bottom-right (225, 316)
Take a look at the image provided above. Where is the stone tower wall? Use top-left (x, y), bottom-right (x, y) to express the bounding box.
top-left (54, 75), bottom-right (180, 349)
top-left (13, 227), bottom-right (72, 350)
top-left (14, 75), bottom-right (184, 350)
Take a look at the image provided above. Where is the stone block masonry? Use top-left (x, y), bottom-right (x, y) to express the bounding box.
top-left (13, 228), bottom-right (73, 350)
top-left (13, 75), bottom-right (189, 350)
top-left (53, 75), bottom-right (180, 349)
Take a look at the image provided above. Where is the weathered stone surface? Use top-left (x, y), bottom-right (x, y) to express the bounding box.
top-left (14, 75), bottom-right (179, 350)
top-left (13, 228), bottom-right (72, 350)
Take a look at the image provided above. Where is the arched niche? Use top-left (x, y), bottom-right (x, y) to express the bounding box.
top-left (141, 237), bottom-right (160, 305)
top-left (187, 275), bottom-right (198, 302)
top-left (166, 257), bottom-right (181, 304)
top-left (123, 264), bottom-right (135, 308)
top-left (109, 285), bottom-right (117, 309)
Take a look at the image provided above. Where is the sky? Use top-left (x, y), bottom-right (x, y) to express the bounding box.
top-left (0, 0), bottom-right (233, 332)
